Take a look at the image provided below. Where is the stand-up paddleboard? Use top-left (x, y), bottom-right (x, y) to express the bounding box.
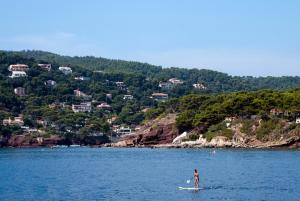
top-left (178, 187), bottom-right (203, 190)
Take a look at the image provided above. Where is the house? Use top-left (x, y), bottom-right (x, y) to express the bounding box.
top-left (9, 71), bottom-right (27, 78)
top-left (23, 128), bottom-right (38, 133)
top-left (106, 93), bottom-right (112, 100)
top-left (115, 81), bottom-right (127, 90)
top-left (44, 80), bottom-right (57, 86)
top-left (38, 64), bottom-right (51, 71)
top-left (97, 102), bottom-right (112, 109)
top-left (14, 87), bottom-right (26, 96)
top-left (3, 115), bottom-right (24, 126)
top-left (74, 89), bottom-right (89, 97)
top-left (151, 93), bottom-right (168, 102)
top-left (270, 108), bottom-right (284, 117)
top-left (158, 81), bottom-right (173, 89)
top-left (8, 64), bottom-right (29, 71)
top-left (72, 102), bottom-right (91, 113)
top-left (107, 116), bottom-right (117, 124)
top-left (168, 78), bottom-right (183, 85)
top-left (58, 66), bottom-right (72, 75)
top-left (116, 126), bottom-right (132, 135)
top-left (74, 76), bottom-right (90, 81)
top-left (296, 118), bottom-right (300, 124)
top-left (123, 95), bottom-right (133, 100)
top-left (193, 83), bottom-right (207, 90)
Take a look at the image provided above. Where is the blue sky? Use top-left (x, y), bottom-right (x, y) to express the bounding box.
top-left (1, 0), bottom-right (300, 76)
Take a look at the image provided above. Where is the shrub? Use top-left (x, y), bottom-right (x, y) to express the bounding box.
top-left (256, 119), bottom-right (279, 140)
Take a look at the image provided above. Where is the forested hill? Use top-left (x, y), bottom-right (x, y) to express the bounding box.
top-left (3, 50), bottom-right (300, 93)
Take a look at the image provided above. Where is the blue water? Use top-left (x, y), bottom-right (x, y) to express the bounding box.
top-left (0, 148), bottom-right (300, 201)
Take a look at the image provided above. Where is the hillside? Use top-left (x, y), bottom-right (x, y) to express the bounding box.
top-left (3, 50), bottom-right (300, 93)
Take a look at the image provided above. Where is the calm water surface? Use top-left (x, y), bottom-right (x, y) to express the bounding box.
top-left (0, 148), bottom-right (300, 201)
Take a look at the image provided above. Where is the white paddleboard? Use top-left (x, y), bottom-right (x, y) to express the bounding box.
top-left (178, 187), bottom-right (203, 190)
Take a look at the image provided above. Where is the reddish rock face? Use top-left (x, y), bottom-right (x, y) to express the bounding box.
top-left (3, 134), bottom-right (65, 147)
top-left (118, 113), bottom-right (179, 146)
top-left (139, 124), bottom-right (178, 145)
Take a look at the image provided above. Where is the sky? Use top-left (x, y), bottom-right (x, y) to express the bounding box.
top-left (1, 0), bottom-right (300, 76)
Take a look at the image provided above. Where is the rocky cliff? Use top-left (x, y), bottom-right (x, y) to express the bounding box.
top-left (111, 114), bottom-right (300, 149)
top-left (0, 134), bottom-right (109, 147)
top-left (112, 113), bottom-right (179, 147)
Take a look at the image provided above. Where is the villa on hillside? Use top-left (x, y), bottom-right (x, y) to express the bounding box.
top-left (8, 64), bottom-right (29, 71)
top-left (115, 126), bottom-right (132, 135)
top-left (193, 83), bottom-right (207, 90)
top-left (58, 66), bottom-right (72, 75)
top-left (107, 116), bottom-right (117, 124)
top-left (158, 81), bottom-right (173, 89)
top-left (74, 89), bottom-right (89, 98)
top-left (9, 71), bottom-right (27, 78)
top-left (106, 93), bottom-right (112, 100)
top-left (159, 78), bottom-right (183, 89)
top-left (97, 102), bottom-right (112, 109)
top-left (14, 87), bottom-right (26, 96)
top-left (115, 81), bottom-right (126, 90)
top-left (151, 93), bottom-right (168, 102)
top-left (74, 76), bottom-right (90, 81)
top-left (38, 64), bottom-right (51, 71)
top-left (3, 115), bottom-right (24, 126)
top-left (168, 78), bottom-right (183, 85)
top-left (44, 80), bottom-right (57, 86)
top-left (72, 102), bottom-right (92, 113)
top-left (123, 95), bottom-right (133, 100)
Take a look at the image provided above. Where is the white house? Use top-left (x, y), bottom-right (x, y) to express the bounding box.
top-left (193, 83), bottom-right (207, 90)
top-left (3, 115), bottom-right (24, 126)
top-left (58, 67), bottom-right (72, 75)
top-left (72, 102), bottom-right (91, 113)
top-left (151, 93), bottom-right (168, 102)
top-left (116, 126), bottom-right (132, 135)
top-left (38, 64), bottom-right (51, 71)
top-left (123, 95), bottom-right (133, 100)
top-left (74, 76), bottom-right (90, 81)
top-left (115, 81), bottom-right (126, 90)
top-left (168, 78), bottom-right (183, 85)
top-left (14, 87), bottom-right (26, 96)
top-left (74, 89), bottom-right (89, 97)
top-left (44, 80), bottom-right (57, 86)
top-left (158, 81), bottom-right (173, 89)
top-left (8, 64), bottom-right (28, 71)
top-left (97, 102), bottom-right (112, 109)
top-left (9, 71), bottom-right (27, 78)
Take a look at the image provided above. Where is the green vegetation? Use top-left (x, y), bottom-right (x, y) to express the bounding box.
top-left (204, 123), bottom-right (233, 141)
top-left (151, 90), bottom-right (300, 139)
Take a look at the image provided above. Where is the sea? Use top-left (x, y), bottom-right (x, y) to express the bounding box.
top-left (0, 147), bottom-right (299, 201)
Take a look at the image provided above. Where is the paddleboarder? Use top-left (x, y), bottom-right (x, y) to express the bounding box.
top-left (194, 169), bottom-right (199, 188)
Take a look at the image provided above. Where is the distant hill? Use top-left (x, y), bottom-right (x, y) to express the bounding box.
top-left (3, 50), bottom-right (300, 93)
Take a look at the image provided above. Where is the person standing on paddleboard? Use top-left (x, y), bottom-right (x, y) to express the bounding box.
top-left (194, 169), bottom-right (199, 188)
